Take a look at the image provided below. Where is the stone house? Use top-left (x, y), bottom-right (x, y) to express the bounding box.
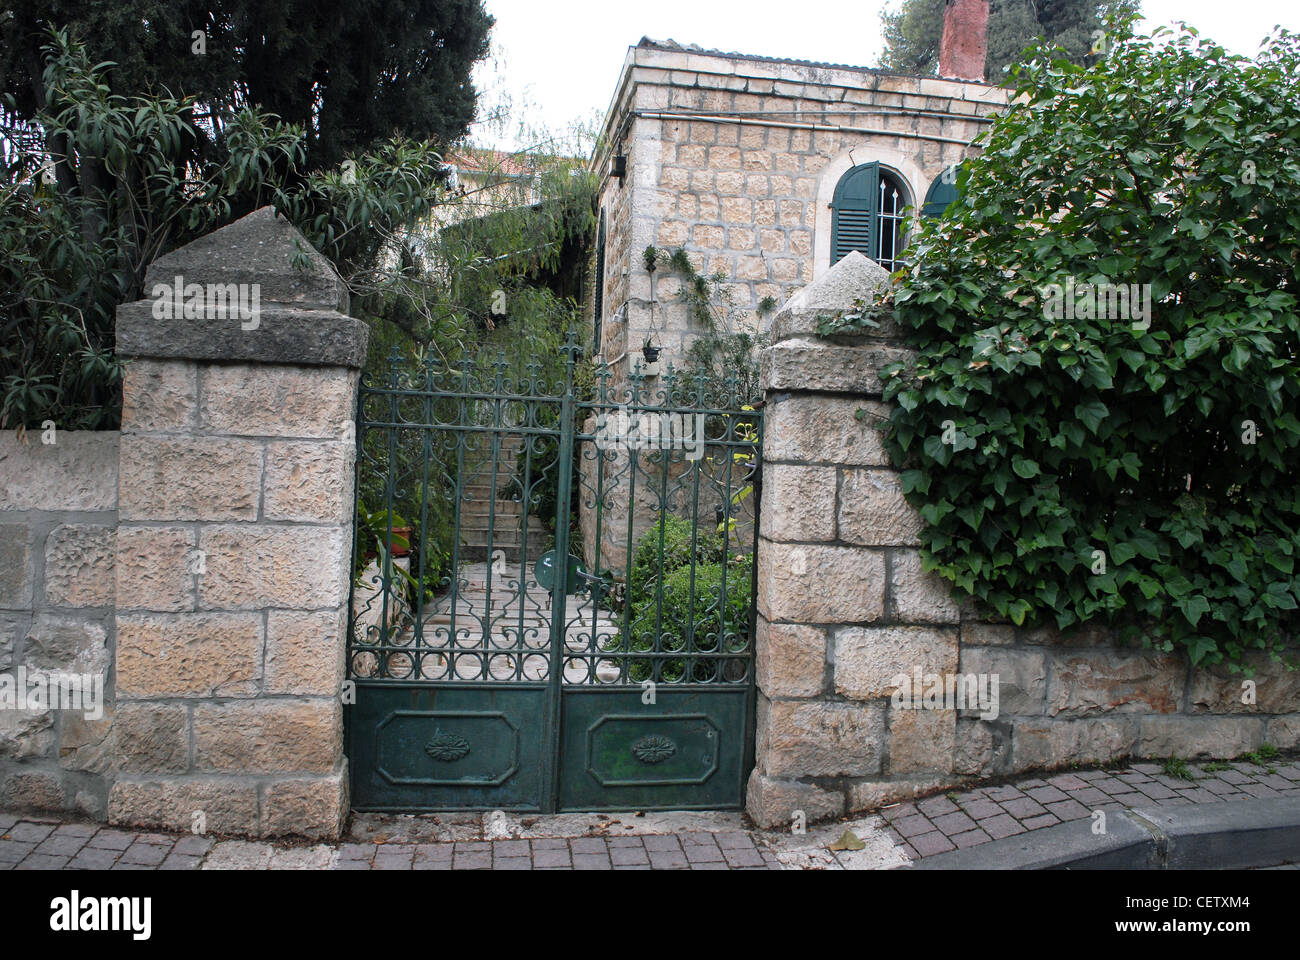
top-left (587, 4), bottom-right (1007, 383)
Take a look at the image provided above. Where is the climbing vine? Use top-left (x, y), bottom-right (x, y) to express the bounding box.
top-left (875, 22), bottom-right (1300, 668)
top-left (647, 245), bottom-right (768, 406)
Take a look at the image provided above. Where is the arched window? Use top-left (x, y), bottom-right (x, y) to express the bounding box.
top-left (830, 163), bottom-right (910, 271)
top-left (593, 210), bottom-right (606, 353)
top-left (922, 163), bottom-right (964, 218)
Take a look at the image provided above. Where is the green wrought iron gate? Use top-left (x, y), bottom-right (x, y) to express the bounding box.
top-left (346, 339), bottom-right (762, 812)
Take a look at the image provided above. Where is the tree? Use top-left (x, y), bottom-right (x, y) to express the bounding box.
top-left (0, 31), bottom-right (593, 430)
top-left (0, 1), bottom-right (494, 173)
top-left (877, 22), bottom-right (1300, 667)
top-left (879, 0), bottom-right (1143, 81)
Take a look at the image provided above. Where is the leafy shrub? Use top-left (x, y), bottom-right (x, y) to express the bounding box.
top-left (608, 517), bottom-right (751, 682)
top-left (623, 555), bottom-right (754, 683)
top-left (878, 23), bottom-right (1300, 667)
top-left (626, 515), bottom-right (724, 608)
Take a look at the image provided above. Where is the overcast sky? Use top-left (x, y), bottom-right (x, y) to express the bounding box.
top-left (470, 0), bottom-right (1299, 150)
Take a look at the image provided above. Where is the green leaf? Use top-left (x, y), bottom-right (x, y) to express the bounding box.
top-left (1075, 401), bottom-right (1109, 433)
top-left (1176, 594), bottom-right (1211, 627)
top-left (1012, 456), bottom-right (1040, 479)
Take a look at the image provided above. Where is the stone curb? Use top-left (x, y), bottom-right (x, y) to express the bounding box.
top-left (907, 796), bottom-right (1300, 870)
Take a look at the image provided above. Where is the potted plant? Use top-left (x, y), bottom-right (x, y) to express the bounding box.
top-left (641, 337), bottom-right (661, 364)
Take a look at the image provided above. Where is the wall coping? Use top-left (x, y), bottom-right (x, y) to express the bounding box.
top-left (115, 207), bottom-right (368, 369)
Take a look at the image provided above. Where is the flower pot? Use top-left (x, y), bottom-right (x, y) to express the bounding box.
top-left (642, 346), bottom-right (661, 363)
top-left (389, 526), bottom-right (412, 557)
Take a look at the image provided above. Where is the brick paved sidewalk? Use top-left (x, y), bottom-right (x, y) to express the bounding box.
top-left (0, 815), bottom-right (781, 871)
top-left (876, 757), bottom-right (1300, 864)
top-left (2, 757), bottom-right (1296, 870)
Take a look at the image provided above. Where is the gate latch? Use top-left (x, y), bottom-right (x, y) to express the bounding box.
top-left (534, 550), bottom-right (608, 596)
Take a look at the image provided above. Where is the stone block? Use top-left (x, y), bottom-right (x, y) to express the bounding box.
top-left (265, 608), bottom-right (345, 697)
top-left (0, 432), bottom-right (118, 511)
top-left (1011, 718), bottom-right (1138, 771)
top-left (953, 718), bottom-right (1008, 775)
top-left (763, 396), bottom-right (890, 466)
top-left (58, 706), bottom-right (116, 774)
top-left (115, 526), bottom-right (195, 611)
top-left (193, 699), bottom-right (341, 773)
top-left (745, 769), bottom-right (844, 828)
top-left (0, 707), bottom-right (55, 759)
top-left (961, 621), bottom-right (1015, 645)
top-left (108, 778), bottom-right (259, 834)
top-left (757, 540), bottom-right (885, 624)
top-left (958, 646), bottom-right (1047, 716)
top-left (261, 767), bottom-right (349, 839)
top-left (116, 612), bottom-right (261, 698)
top-left (43, 524), bottom-right (115, 607)
top-left (888, 707), bottom-right (956, 775)
top-left (762, 339), bottom-right (916, 395)
top-left (847, 776), bottom-right (956, 813)
top-left (1020, 623), bottom-right (1116, 646)
top-left (834, 626), bottom-right (959, 701)
top-left (24, 613), bottom-right (109, 675)
top-left (1186, 654), bottom-right (1300, 714)
top-left (758, 464), bottom-right (836, 541)
top-left (1047, 652), bottom-right (1186, 717)
top-left (836, 469), bottom-right (922, 546)
top-left (1135, 716), bottom-right (1265, 760)
top-left (119, 434), bottom-right (261, 521)
top-left (112, 703), bottom-right (190, 773)
top-left (200, 364), bottom-right (355, 439)
top-left (198, 525), bottom-right (347, 610)
top-left (1266, 715), bottom-right (1300, 749)
top-left (766, 251), bottom-right (892, 343)
top-left (889, 549), bottom-right (960, 623)
top-left (758, 697), bottom-right (884, 778)
top-left (142, 206), bottom-right (347, 311)
top-left (262, 441), bottom-right (352, 523)
top-left (1, 770), bottom-right (64, 810)
top-left (120, 359), bottom-right (198, 431)
top-left (755, 619), bottom-right (826, 698)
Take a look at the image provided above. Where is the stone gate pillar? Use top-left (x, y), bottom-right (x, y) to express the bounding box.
top-left (111, 207), bottom-right (367, 838)
top-left (747, 251), bottom-right (964, 828)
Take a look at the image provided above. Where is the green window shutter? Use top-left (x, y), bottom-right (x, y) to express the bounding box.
top-left (922, 163), bottom-right (963, 217)
top-left (831, 162), bottom-right (879, 264)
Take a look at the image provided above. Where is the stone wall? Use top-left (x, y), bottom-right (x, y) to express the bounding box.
top-left (0, 207), bottom-right (367, 839)
top-left (590, 39), bottom-right (1009, 384)
top-left (746, 251), bottom-right (1300, 828)
top-left (0, 432), bottom-right (119, 815)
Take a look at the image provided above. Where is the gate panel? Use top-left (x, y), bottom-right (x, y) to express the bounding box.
top-left (350, 686), bottom-right (549, 810)
top-left (559, 365), bottom-right (761, 810)
top-left (347, 352), bottom-right (566, 811)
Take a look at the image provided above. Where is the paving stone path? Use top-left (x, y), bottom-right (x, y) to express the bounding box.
top-left (875, 758), bottom-right (1300, 864)
top-left (2, 758), bottom-right (1296, 870)
top-left (0, 813), bottom-right (780, 871)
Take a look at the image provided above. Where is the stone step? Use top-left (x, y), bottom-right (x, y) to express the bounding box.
top-left (458, 524), bottom-right (548, 539)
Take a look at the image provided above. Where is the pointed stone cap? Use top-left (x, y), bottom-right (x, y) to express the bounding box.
top-left (116, 207), bottom-right (368, 368)
top-left (145, 206), bottom-right (347, 310)
top-left (766, 250), bottom-right (893, 343)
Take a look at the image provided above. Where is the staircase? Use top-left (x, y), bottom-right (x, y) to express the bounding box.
top-left (457, 433), bottom-right (550, 562)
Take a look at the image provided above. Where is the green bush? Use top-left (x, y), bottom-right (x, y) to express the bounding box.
top-left (624, 515), bottom-right (724, 610)
top-left (612, 518), bottom-right (751, 682)
top-left (878, 22), bottom-right (1300, 667)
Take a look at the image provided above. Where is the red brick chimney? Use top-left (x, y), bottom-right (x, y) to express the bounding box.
top-left (938, 0), bottom-right (989, 82)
